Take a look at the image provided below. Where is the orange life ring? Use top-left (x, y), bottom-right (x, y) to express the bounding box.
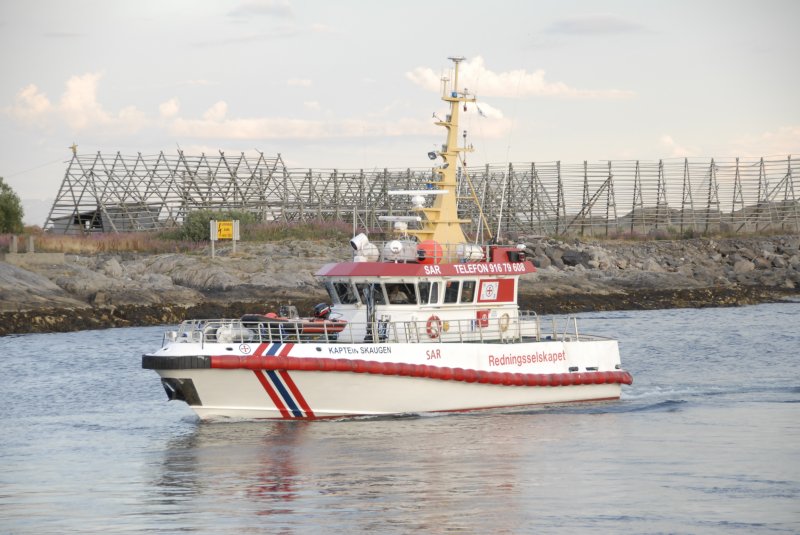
top-left (426, 315), bottom-right (442, 339)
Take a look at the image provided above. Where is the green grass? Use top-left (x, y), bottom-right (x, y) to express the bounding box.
top-left (1, 219), bottom-right (354, 254)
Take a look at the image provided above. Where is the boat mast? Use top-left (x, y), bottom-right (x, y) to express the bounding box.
top-left (407, 56), bottom-right (476, 258)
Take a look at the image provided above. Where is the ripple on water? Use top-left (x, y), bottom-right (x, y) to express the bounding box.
top-left (1, 305), bottom-right (799, 533)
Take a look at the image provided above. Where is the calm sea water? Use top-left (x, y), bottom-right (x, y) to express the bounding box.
top-left (1, 303), bottom-right (798, 534)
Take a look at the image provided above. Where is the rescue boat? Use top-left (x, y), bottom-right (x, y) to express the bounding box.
top-left (142, 57), bottom-right (632, 420)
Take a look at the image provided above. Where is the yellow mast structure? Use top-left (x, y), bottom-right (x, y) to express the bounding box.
top-left (406, 57), bottom-right (476, 258)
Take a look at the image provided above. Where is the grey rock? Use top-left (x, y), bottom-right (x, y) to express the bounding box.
top-left (662, 256), bottom-right (678, 268)
top-left (642, 258), bottom-right (666, 272)
top-left (759, 242), bottom-right (776, 254)
top-left (717, 243), bottom-right (736, 256)
top-left (3, 234), bottom-right (798, 318)
top-left (737, 247), bottom-right (757, 260)
top-left (90, 291), bottom-right (109, 305)
top-left (532, 255), bottom-right (551, 269)
top-left (545, 247), bottom-right (564, 261)
top-left (753, 257), bottom-right (772, 270)
top-left (587, 247), bottom-right (612, 270)
top-left (138, 273), bottom-right (175, 288)
top-left (729, 253), bottom-right (745, 265)
top-left (101, 258), bottom-right (124, 278)
top-left (561, 249), bottom-right (589, 267)
top-left (0, 262), bottom-right (87, 312)
top-left (733, 259), bottom-right (755, 273)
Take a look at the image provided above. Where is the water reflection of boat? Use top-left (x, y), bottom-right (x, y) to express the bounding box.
top-left (143, 57), bottom-right (632, 420)
top-left (155, 422), bottom-right (305, 514)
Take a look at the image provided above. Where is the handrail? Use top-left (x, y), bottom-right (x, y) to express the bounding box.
top-left (165, 311), bottom-right (609, 346)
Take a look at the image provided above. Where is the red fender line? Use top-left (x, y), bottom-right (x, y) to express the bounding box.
top-left (209, 355), bottom-right (633, 387)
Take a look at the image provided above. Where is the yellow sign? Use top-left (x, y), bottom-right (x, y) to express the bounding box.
top-left (217, 220), bottom-right (234, 240)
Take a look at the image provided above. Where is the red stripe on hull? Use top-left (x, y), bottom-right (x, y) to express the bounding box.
top-left (252, 370), bottom-right (292, 419)
top-left (208, 355), bottom-right (633, 387)
top-left (279, 370), bottom-right (315, 419)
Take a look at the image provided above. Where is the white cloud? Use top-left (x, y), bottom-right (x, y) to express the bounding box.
top-left (163, 96), bottom-right (511, 141)
top-left (170, 116), bottom-right (327, 139)
top-left (202, 101), bottom-right (228, 122)
top-left (466, 101), bottom-right (503, 120)
top-left (287, 78), bottom-right (312, 87)
top-left (59, 72), bottom-right (110, 129)
top-left (660, 134), bottom-right (698, 157)
top-left (6, 84), bottom-right (53, 126)
top-left (229, 0), bottom-right (293, 19)
top-left (660, 128), bottom-right (800, 159)
top-left (168, 102), bottom-right (439, 140)
top-left (4, 71), bottom-right (515, 145)
top-left (159, 98), bottom-right (180, 118)
top-left (729, 126), bottom-right (799, 157)
top-left (310, 23), bottom-right (336, 33)
top-left (117, 105), bottom-right (148, 132)
top-left (461, 102), bottom-right (513, 140)
top-left (5, 72), bottom-right (147, 134)
top-left (406, 56), bottom-right (635, 99)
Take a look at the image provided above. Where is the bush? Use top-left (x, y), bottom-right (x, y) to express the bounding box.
top-left (162, 211), bottom-right (353, 243)
top-left (176, 210), bottom-right (257, 241)
top-left (243, 220), bottom-right (352, 242)
top-left (0, 177), bottom-right (24, 234)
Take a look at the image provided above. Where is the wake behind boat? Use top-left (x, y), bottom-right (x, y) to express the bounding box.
top-left (142, 57), bottom-right (632, 420)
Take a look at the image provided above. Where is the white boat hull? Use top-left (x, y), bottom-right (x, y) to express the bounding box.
top-left (165, 369), bottom-right (622, 419)
top-left (144, 338), bottom-right (630, 420)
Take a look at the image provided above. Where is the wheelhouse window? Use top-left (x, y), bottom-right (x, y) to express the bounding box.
top-left (444, 281), bottom-right (460, 304)
top-left (356, 283), bottom-right (386, 305)
top-left (333, 282), bottom-right (358, 304)
top-left (418, 281), bottom-right (439, 304)
top-left (385, 283), bottom-right (417, 305)
top-left (460, 280), bottom-right (476, 303)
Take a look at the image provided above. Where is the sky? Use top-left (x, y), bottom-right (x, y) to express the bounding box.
top-left (1, 0), bottom-right (798, 226)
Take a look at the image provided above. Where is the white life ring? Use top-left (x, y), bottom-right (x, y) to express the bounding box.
top-left (499, 313), bottom-right (510, 333)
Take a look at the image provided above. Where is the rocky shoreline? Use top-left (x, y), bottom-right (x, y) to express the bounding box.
top-left (1, 235), bottom-right (798, 336)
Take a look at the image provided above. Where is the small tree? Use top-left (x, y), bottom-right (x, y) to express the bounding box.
top-left (0, 177), bottom-right (24, 234)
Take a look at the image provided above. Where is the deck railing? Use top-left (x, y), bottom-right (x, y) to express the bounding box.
top-left (163, 312), bottom-right (607, 348)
